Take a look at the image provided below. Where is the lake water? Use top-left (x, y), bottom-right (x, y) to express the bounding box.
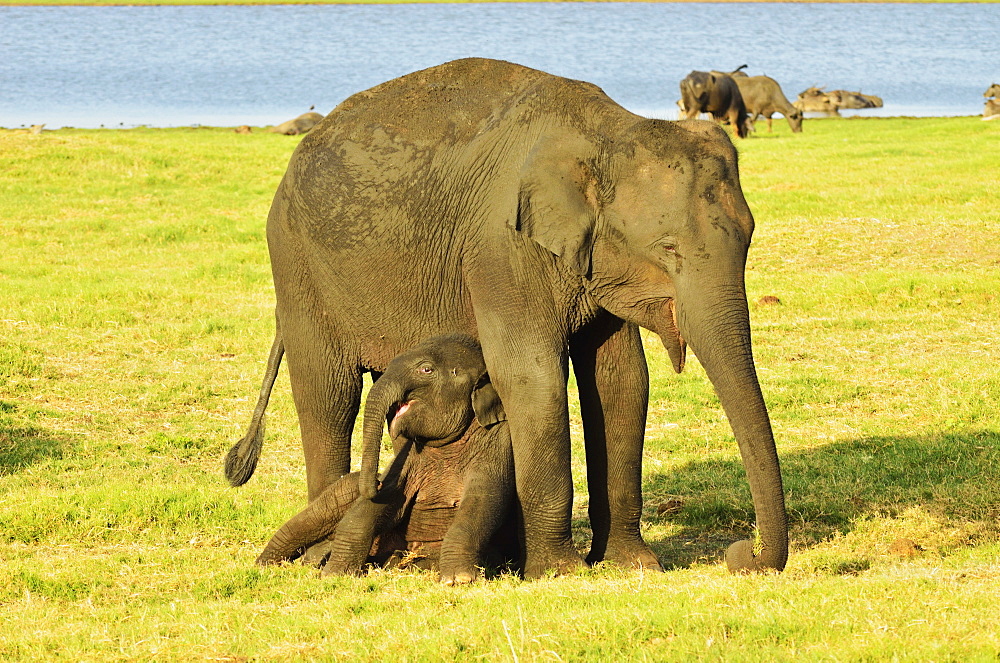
top-left (1, 3), bottom-right (997, 129)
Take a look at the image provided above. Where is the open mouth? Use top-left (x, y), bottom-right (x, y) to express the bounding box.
top-left (387, 400), bottom-right (412, 437)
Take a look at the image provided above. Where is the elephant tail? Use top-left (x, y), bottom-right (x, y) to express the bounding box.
top-left (224, 334), bottom-right (284, 487)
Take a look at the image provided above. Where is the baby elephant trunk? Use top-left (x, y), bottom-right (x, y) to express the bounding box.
top-left (359, 374), bottom-right (408, 499)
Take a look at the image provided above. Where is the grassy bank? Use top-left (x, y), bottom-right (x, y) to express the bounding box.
top-left (2, 115), bottom-right (999, 660)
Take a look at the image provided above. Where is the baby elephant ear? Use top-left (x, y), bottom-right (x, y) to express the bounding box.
top-left (472, 374), bottom-right (506, 428)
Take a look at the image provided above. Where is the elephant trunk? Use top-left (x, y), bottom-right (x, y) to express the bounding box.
top-left (358, 372), bottom-right (408, 500)
top-left (674, 282), bottom-right (789, 573)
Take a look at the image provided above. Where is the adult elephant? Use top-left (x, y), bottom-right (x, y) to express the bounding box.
top-left (225, 57), bottom-right (788, 577)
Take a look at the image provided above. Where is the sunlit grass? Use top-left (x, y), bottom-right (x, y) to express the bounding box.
top-left (2, 115), bottom-right (999, 659)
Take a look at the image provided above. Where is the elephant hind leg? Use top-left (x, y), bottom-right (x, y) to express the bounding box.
top-left (257, 473), bottom-right (363, 565)
top-left (281, 318), bottom-right (365, 501)
top-left (571, 317), bottom-right (663, 573)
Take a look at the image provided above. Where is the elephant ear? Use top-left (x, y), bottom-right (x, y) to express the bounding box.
top-left (511, 134), bottom-right (601, 277)
top-left (472, 373), bottom-right (506, 428)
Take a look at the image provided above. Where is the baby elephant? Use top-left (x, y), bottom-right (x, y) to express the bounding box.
top-left (256, 333), bottom-right (518, 584)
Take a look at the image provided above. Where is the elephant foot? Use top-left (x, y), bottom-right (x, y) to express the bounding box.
top-left (439, 566), bottom-right (480, 586)
top-left (300, 540), bottom-right (334, 568)
top-left (320, 555), bottom-right (366, 577)
top-left (587, 536), bottom-right (663, 572)
top-left (438, 548), bottom-right (481, 585)
top-left (300, 540), bottom-right (367, 576)
top-left (523, 542), bottom-right (586, 580)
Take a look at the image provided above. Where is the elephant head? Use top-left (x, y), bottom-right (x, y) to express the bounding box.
top-left (515, 118), bottom-right (788, 573)
top-left (359, 334), bottom-right (505, 499)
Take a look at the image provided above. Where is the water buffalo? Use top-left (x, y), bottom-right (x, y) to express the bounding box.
top-left (984, 84), bottom-right (1000, 120)
top-left (984, 98), bottom-right (1000, 120)
top-left (793, 87), bottom-right (839, 114)
top-left (794, 87), bottom-right (882, 115)
top-left (679, 70), bottom-right (752, 138)
top-left (829, 90), bottom-right (883, 109)
top-left (733, 75), bottom-right (803, 133)
top-left (267, 111), bottom-right (324, 135)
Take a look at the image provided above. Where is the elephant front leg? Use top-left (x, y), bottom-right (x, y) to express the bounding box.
top-left (320, 491), bottom-right (399, 576)
top-left (438, 435), bottom-right (515, 585)
top-left (494, 370), bottom-right (585, 579)
top-left (468, 256), bottom-right (586, 579)
top-left (571, 316), bottom-right (663, 572)
top-left (321, 445), bottom-right (412, 576)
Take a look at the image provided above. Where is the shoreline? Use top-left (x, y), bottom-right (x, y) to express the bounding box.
top-left (2, 0), bottom-right (997, 6)
top-left (1, 109), bottom-right (987, 132)
top-left (2, 114), bottom-right (989, 133)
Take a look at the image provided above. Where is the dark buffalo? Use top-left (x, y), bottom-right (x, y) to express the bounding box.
top-left (679, 70), bottom-right (752, 138)
top-left (733, 75), bottom-right (803, 133)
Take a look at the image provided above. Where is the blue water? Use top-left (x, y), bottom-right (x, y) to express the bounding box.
top-left (1, 3), bottom-right (997, 128)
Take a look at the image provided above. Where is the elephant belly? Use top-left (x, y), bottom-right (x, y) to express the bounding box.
top-left (367, 506), bottom-right (456, 570)
top-left (403, 504), bottom-right (458, 544)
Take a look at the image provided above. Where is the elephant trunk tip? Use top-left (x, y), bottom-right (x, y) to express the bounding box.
top-left (360, 480), bottom-right (380, 500)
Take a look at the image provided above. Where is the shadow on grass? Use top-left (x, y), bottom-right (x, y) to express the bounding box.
top-left (0, 400), bottom-right (72, 476)
top-left (640, 429), bottom-right (1000, 569)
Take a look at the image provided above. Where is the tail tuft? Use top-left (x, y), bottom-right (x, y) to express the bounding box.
top-left (224, 415), bottom-right (266, 487)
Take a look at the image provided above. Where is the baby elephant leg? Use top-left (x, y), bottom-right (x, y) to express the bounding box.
top-left (321, 441), bottom-right (412, 576)
top-left (257, 472), bottom-right (361, 566)
top-left (319, 490), bottom-right (399, 576)
top-left (439, 438), bottom-right (515, 585)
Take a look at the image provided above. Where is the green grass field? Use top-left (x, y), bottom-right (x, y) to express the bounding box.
top-left (2, 115), bottom-right (999, 660)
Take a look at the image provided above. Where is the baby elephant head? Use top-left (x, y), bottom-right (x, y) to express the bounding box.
top-left (359, 333), bottom-right (505, 499)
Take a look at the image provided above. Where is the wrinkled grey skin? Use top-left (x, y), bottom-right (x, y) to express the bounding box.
top-left (225, 58), bottom-right (788, 577)
top-left (256, 334), bottom-right (516, 585)
top-left (267, 111), bottom-right (324, 135)
top-left (679, 70), bottom-right (753, 139)
top-left (733, 75), bottom-right (803, 134)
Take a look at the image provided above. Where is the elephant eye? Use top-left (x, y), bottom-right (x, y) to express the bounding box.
top-left (418, 364), bottom-right (435, 375)
top-left (662, 243), bottom-right (677, 254)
